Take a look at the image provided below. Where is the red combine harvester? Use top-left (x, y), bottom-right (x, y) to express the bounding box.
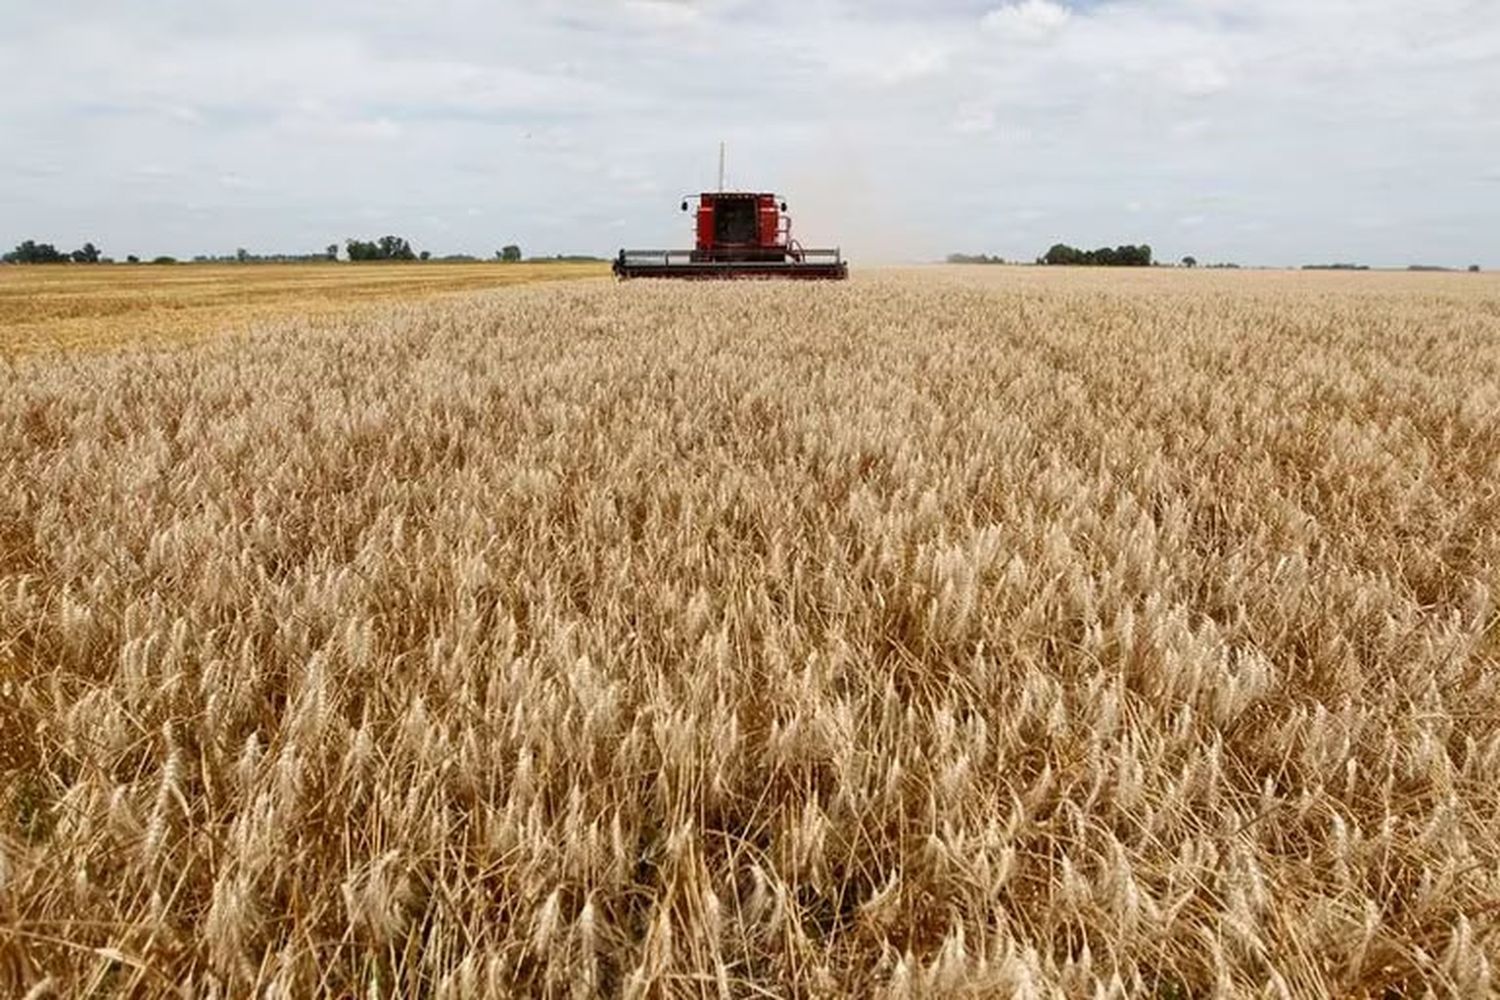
top-left (613, 191), bottom-right (848, 280)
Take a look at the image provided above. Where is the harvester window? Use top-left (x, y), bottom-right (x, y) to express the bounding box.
top-left (714, 199), bottom-right (758, 245)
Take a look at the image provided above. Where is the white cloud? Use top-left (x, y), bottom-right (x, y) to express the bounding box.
top-left (165, 105), bottom-right (204, 125)
top-left (623, 0), bottom-right (703, 27)
top-left (882, 45), bottom-right (951, 84)
top-left (981, 0), bottom-right (1071, 43)
top-left (273, 112), bottom-right (404, 144)
top-left (953, 105), bottom-right (997, 134)
top-left (0, 0), bottom-right (1496, 265)
top-left (1173, 56), bottom-right (1231, 97)
top-left (818, 35), bottom-right (953, 87)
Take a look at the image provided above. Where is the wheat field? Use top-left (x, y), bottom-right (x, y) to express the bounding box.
top-left (0, 261), bottom-right (607, 355)
top-left (1, 267), bottom-right (1498, 997)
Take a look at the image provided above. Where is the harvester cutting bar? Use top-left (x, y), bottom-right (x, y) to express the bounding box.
top-left (613, 248), bottom-right (848, 281)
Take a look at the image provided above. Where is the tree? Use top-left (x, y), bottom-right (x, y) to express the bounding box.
top-left (1043, 243), bottom-right (1081, 266)
top-left (126, 254), bottom-right (140, 264)
top-left (500, 244), bottom-right (522, 263)
top-left (1181, 255), bottom-right (1197, 268)
top-left (326, 244), bottom-right (339, 262)
top-left (347, 235), bottom-right (418, 261)
top-left (1041, 242), bottom-right (1152, 267)
top-left (1471, 265), bottom-right (1482, 273)
top-left (419, 250), bottom-right (431, 261)
top-left (151, 256), bottom-right (177, 265)
top-left (235, 247), bottom-right (250, 263)
top-left (378, 235), bottom-right (416, 260)
top-left (3, 240), bottom-right (67, 264)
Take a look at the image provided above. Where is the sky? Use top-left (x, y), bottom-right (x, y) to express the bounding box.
top-left (1, 0), bottom-right (1496, 266)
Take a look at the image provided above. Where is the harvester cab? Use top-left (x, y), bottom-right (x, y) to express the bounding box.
top-left (613, 191), bottom-right (848, 280)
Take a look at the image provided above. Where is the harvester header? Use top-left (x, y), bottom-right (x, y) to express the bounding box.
top-left (614, 191), bottom-right (848, 280)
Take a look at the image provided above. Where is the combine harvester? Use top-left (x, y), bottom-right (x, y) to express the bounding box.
top-left (613, 147), bottom-right (848, 281)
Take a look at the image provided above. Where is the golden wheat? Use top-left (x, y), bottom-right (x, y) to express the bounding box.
top-left (1, 267), bottom-right (1498, 996)
top-left (0, 260), bottom-right (608, 355)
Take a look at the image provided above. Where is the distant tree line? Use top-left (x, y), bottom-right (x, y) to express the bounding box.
top-left (1038, 243), bottom-right (1153, 267)
top-left (3, 240), bottom-right (104, 264)
top-left (530, 252), bottom-right (607, 263)
top-left (3, 233), bottom-right (608, 266)
top-left (430, 250), bottom-right (583, 262)
top-left (191, 247), bottom-right (339, 264)
top-left (1409, 264), bottom-right (1486, 274)
top-left (346, 236), bottom-right (418, 261)
top-left (343, 238), bottom-right (528, 263)
top-left (946, 253), bottom-right (1007, 265)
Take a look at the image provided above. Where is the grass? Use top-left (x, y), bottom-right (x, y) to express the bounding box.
top-left (0, 266), bottom-right (1497, 996)
top-left (0, 260), bottom-right (608, 354)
